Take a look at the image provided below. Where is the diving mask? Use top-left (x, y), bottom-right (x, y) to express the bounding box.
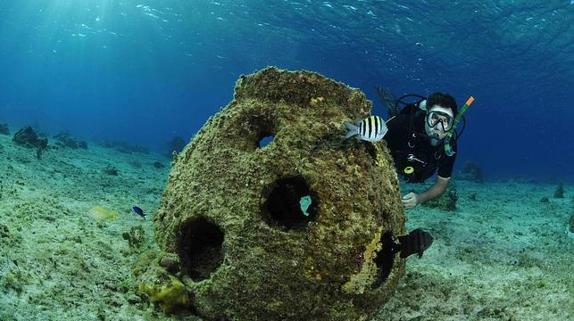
top-left (426, 110), bottom-right (453, 131)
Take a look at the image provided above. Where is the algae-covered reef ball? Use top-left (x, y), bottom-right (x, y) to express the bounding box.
top-left (152, 67), bottom-right (406, 321)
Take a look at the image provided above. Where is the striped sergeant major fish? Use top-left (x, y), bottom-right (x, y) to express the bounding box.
top-left (344, 115), bottom-right (388, 142)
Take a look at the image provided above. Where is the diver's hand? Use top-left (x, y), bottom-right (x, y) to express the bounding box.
top-left (402, 192), bottom-right (419, 209)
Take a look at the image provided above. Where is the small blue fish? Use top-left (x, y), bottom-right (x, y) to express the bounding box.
top-left (132, 206), bottom-right (146, 219)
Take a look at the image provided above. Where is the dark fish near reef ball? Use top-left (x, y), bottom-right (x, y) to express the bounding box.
top-left (392, 228), bottom-right (433, 258)
top-left (132, 206), bottom-right (146, 219)
top-left (344, 115), bottom-right (388, 142)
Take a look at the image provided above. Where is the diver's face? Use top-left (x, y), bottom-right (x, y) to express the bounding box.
top-left (425, 105), bottom-right (454, 145)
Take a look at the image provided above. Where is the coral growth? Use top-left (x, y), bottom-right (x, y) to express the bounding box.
top-left (13, 126), bottom-right (47, 149)
top-left (122, 225), bottom-right (146, 250)
top-left (138, 273), bottom-right (191, 313)
top-left (423, 181), bottom-right (458, 211)
top-left (12, 126), bottom-right (48, 159)
top-left (142, 67), bottom-right (406, 321)
top-left (0, 223), bottom-right (22, 247)
top-left (103, 165), bottom-right (119, 176)
top-left (553, 182), bottom-right (564, 198)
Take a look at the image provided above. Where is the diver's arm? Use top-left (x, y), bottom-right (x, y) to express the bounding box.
top-left (416, 176), bottom-right (450, 203)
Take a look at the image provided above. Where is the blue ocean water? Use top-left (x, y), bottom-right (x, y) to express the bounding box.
top-left (0, 0), bottom-right (572, 181)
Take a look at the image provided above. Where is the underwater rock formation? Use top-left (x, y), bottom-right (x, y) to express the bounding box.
top-left (54, 132), bottom-right (88, 149)
top-left (553, 182), bottom-right (564, 198)
top-left (12, 126), bottom-right (48, 159)
top-left (13, 126), bottom-right (46, 148)
top-left (144, 67), bottom-right (406, 321)
top-left (0, 123), bottom-right (9, 135)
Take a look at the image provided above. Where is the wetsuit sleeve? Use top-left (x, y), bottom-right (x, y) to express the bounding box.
top-left (437, 142), bottom-right (457, 178)
top-left (384, 114), bottom-right (409, 150)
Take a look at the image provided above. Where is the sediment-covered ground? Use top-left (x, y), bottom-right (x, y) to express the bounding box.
top-left (0, 133), bottom-right (572, 320)
top-left (379, 179), bottom-right (574, 321)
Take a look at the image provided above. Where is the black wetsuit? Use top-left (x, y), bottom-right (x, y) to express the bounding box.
top-left (384, 106), bottom-right (457, 183)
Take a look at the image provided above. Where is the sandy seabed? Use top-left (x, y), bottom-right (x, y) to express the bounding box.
top-left (0, 133), bottom-right (572, 321)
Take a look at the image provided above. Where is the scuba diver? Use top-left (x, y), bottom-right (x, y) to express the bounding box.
top-left (344, 89), bottom-right (474, 258)
top-left (375, 86), bottom-right (475, 209)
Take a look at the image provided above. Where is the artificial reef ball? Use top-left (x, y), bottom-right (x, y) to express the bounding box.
top-left (150, 67), bottom-right (406, 321)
